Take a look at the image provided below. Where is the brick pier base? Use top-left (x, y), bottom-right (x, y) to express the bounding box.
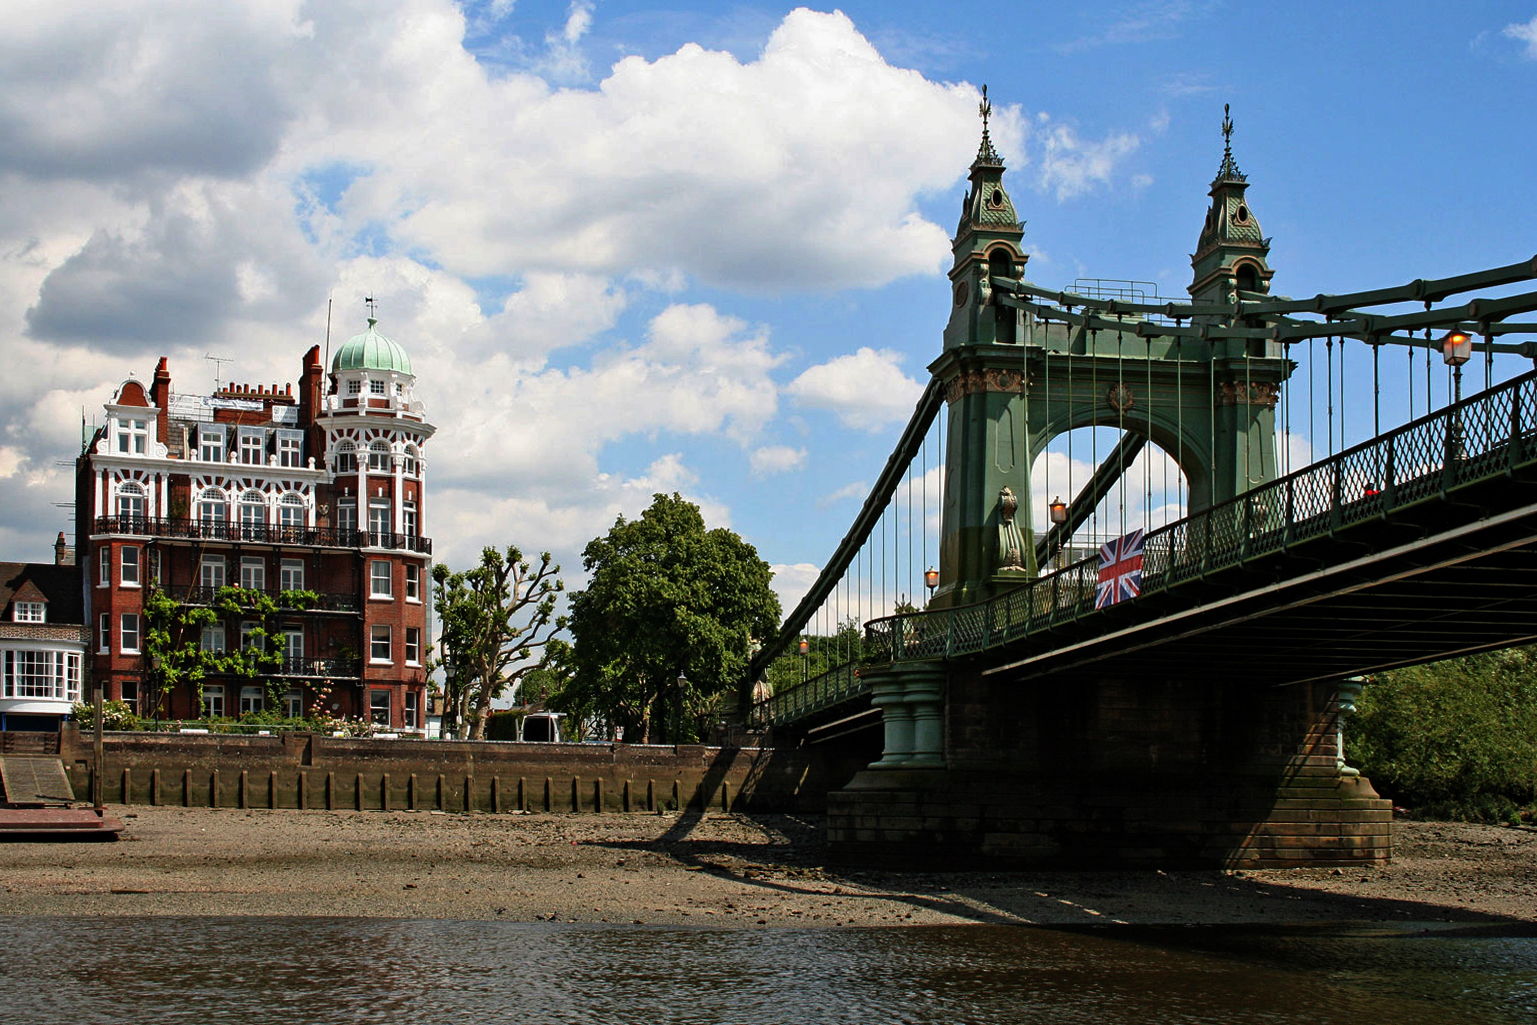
top-left (826, 670), bottom-right (1392, 869)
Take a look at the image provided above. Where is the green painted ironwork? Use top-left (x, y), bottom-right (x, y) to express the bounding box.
top-left (755, 367), bottom-right (1537, 727)
top-left (863, 367), bottom-right (1537, 668)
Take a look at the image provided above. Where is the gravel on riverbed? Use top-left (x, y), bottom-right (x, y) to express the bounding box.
top-left (3, 807), bottom-right (1534, 927)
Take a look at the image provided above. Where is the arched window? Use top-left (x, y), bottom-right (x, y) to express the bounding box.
top-left (1235, 263), bottom-right (1259, 295)
top-left (278, 492), bottom-right (306, 531)
top-left (240, 490), bottom-right (267, 538)
top-left (335, 441), bottom-right (357, 474)
top-left (368, 440), bottom-right (390, 471)
top-left (197, 488), bottom-right (228, 529)
top-left (403, 445), bottom-right (419, 476)
top-left (116, 481), bottom-right (146, 525)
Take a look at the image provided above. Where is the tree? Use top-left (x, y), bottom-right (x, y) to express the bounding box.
top-left (559, 493), bottom-right (781, 743)
top-left (1351, 646), bottom-right (1537, 821)
top-left (432, 546), bottom-right (564, 741)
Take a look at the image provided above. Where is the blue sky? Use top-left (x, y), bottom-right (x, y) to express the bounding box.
top-left (1, 1), bottom-right (1535, 614)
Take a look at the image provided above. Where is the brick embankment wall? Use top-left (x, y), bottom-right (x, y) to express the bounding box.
top-left (56, 729), bottom-right (837, 814)
top-left (828, 673), bottom-right (1392, 870)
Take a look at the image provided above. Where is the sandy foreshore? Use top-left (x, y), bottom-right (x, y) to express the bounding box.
top-left (2, 806), bottom-right (1534, 927)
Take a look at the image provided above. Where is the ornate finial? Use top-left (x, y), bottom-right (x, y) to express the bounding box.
top-left (973, 84), bottom-right (1001, 165)
top-left (1214, 102), bottom-right (1246, 183)
top-left (364, 295), bottom-right (378, 320)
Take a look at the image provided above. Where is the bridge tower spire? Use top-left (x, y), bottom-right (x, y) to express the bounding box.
top-left (1189, 103), bottom-right (1274, 305)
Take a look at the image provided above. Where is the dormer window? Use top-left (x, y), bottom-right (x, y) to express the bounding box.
top-left (370, 380), bottom-right (386, 396)
top-left (276, 431), bottom-right (302, 468)
top-left (116, 418), bottom-right (148, 455)
top-left (198, 426), bottom-right (225, 463)
top-left (347, 381), bottom-right (362, 396)
top-left (238, 429), bottom-right (265, 465)
top-left (13, 602), bottom-right (44, 623)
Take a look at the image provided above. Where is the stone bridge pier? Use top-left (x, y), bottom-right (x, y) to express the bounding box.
top-left (828, 663), bottom-right (1390, 869)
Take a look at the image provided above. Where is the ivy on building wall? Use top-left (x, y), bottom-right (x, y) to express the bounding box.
top-left (142, 583), bottom-right (324, 712)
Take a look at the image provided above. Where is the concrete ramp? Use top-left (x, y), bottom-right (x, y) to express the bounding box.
top-left (0, 755), bottom-right (77, 807)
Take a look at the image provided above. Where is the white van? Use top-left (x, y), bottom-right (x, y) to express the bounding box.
top-left (520, 711), bottom-right (563, 743)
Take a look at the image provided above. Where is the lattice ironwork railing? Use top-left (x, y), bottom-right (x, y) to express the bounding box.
top-left (858, 370), bottom-right (1537, 668)
top-left (747, 661), bottom-right (866, 730)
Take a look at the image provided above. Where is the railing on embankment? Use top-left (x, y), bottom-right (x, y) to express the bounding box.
top-left (53, 728), bottom-right (844, 814)
top-left (757, 368), bottom-right (1537, 725)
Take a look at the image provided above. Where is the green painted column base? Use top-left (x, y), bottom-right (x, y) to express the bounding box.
top-left (864, 662), bottom-right (948, 770)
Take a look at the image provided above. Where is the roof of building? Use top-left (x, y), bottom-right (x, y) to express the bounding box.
top-left (0, 563), bottom-right (83, 624)
top-left (332, 319), bottom-right (413, 376)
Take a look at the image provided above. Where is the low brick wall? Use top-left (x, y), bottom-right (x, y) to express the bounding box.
top-left (58, 728), bottom-right (836, 814)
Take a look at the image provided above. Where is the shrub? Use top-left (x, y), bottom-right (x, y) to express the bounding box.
top-left (1351, 647), bottom-right (1537, 820)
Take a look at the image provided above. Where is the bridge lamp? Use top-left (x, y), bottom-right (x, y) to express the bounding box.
top-left (798, 638), bottom-right (809, 656)
top-left (924, 567), bottom-right (939, 591)
top-left (1048, 497), bottom-right (1068, 525)
top-left (1440, 328), bottom-right (1473, 367)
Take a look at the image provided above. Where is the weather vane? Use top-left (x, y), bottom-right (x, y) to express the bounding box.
top-left (364, 295), bottom-right (378, 320)
top-left (979, 84), bottom-right (992, 134)
top-left (1221, 103), bottom-right (1234, 157)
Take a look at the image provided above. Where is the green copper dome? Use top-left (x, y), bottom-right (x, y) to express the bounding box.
top-left (332, 319), bottom-right (413, 375)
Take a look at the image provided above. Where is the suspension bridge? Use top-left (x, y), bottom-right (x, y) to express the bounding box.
top-left (736, 101), bottom-right (1537, 869)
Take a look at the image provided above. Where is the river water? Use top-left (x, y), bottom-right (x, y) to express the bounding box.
top-left (2, 917), bottom-right (1534, 1023)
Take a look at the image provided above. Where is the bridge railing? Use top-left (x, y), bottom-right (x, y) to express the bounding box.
top-left (861, 368), bottom-right (1537, 668)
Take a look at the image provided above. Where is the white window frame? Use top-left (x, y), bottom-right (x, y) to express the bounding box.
top-left (198, 490), bottom-right (227, 524)
top-left (282, 628), bottom-right (303, 667)
top-left (370, 560), bottom-right (393, 599)
top-left (405, 563), bottom-right (420, 602)
top-left (279, 494), bottom-right (305, 530)
top-left (346, 380), bottom-right (361, 396)
top-left (336, 499), bottom-right (357, 532)
top-left (98, 547), bottom-right (110, 587)
top-left (402, 501), bottom-right (418, 539)
top-left (368, 499), bottom-right (390, 537)
top-left (202, 623), bottom-right (226, 653)
top-left (284, 688), bottom-right (304, 719)
top-left (13, 601), bottom-right (45, 623)
top-left (117, 418), bottom-right (148, 455)
top-left (276, 431), bottom-right (302, 469)
top-left (238, 429), bottom-right (265, 466)
top-left (198, 426), bottom-right (225, 463)
top-left (405, 626), bottom-right (421, 666)
top-left (240, 556), bottom-right (265, 592)
top-left (335, 442), bottom-right (357, 474)
top-left (98, 613), bottom-right (110, 653)
top-left (370, 379), bottom-right (386, 396)
top-left (117, 482), bottom-right (146, 523)
top-left (203, 685), bottom-right (225, 719)
top-left (121, 612), bottom-right (141, 654)
top-left (121, 545), bottom-right (141, 587)
top-left (368, 441), bottom-right (390, 471)
top-left (370, 624), bottom-right (392, 664)
top-left (200, 555), bottom-right (226, 591)
top-left (280, 558), bottom-right (304, 592)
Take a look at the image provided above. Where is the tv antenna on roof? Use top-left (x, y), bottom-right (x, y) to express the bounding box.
top-left (205, 353), bottom-right (234, 393)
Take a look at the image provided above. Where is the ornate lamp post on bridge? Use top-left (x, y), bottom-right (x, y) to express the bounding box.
top-left (1442, 328), bottom-right (1473, 458)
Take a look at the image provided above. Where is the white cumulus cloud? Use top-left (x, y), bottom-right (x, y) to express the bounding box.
top-left (787, 347), bottom-right (925, 431)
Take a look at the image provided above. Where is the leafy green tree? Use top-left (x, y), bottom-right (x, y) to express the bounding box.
top-left (1352, 646), bottom-right (1537, 820)
top-left (560, 493), bottom-right (780, 743)
top-left (432, 546), bottom-right (564, 741)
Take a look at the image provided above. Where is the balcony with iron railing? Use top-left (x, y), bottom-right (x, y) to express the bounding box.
top-left (93, 516), bottom-right (432, 554)
top-left (202, 656), bottom-right (362, 679)
top-left (162, 584), bottom-right (361, 613)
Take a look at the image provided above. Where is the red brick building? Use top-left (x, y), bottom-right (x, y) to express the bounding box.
top-left (77, 320), bottom-right (435, 731)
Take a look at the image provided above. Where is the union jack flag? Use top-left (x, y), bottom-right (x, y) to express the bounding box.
top-left (1096, 529), bottom-right (1144, 609)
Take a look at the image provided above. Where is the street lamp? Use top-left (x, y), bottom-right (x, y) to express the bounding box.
top-left (1442, 328), bottom-right (1473, 456)
top-left (798, 637), bottom-right (809, 682)
top-left (1048, 497), bottom-right (1068, 564)
top-left (924, 567), bottom-right (939, 591)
